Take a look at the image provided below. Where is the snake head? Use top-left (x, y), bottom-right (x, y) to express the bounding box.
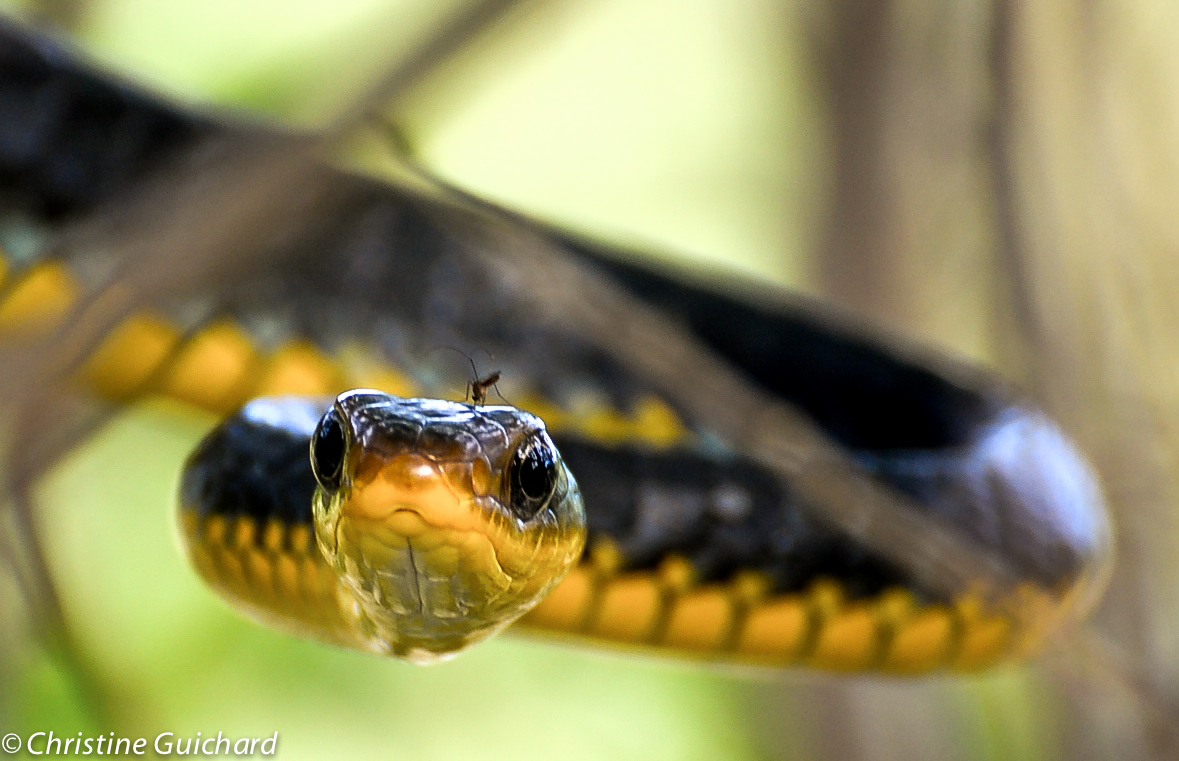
top-left (311, 390), bottom-right (586, 663)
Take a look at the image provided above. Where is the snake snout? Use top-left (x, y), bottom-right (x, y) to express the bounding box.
top-left (312, 392), bottom-right (586, 660)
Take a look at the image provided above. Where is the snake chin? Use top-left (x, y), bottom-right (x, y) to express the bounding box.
top-left (403, 647), bottom-right (461, 666)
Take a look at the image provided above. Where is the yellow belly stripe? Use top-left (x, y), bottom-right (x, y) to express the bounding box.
top-left (157, 321), bottom-right (261, 413)
top-left (517, 541), bottom-right (1057, 674)
top-left (590, 576), bottom-right (662, 641)
top-left (737, 596), bottom-right (811, 661)
top-left (72, 297), bottom-right (690, 450)
top-left (81, 312), bottom-right (183, 398)
top-left (501, 391), bottom-right (688, 449)
top-left (886, 607), bottom-right (955, 672)
top-left (663, 588), bottom-right (734, 651)
top-left (953, 596), bottom-right (1013, 669)
top-left (0, 249), bottom-right (691, 453)
top-left (519, 566), bottom-right (594, 631)
top-left (252, 342), bottom-right (343, 397)
top-left (810, 605), bottom-right (882, 671)
top-left (0, 261), bottom-right (79, 336)
top-left (180, 510), bottom-right (356, 648)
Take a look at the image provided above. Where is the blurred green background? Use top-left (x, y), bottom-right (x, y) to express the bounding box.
top-left (2, 1), bottom-right (1179, 759)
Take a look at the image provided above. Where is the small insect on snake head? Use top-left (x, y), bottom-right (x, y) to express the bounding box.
top-left (468, 370), bottom-right (502, 407)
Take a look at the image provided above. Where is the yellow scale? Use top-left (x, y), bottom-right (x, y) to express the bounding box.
top-left (0, 250), bottom-right (1065, 674)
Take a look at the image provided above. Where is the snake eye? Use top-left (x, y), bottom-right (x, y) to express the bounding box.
top-left (311, 409), bottom-right (348, 492)
top-left (507, 434), bottom-right (559, 521)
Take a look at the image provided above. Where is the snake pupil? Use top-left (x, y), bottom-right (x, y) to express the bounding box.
top-left (509, 435), bottom-right (558, 521)
top-left (311, 410), bottom-right (347, 492)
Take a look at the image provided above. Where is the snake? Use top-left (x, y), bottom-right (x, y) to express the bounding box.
top-left (0, 17), bottom-right (1112, 674)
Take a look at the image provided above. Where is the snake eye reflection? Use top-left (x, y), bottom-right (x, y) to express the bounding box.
top-left (508, 435), bottom-right (559, 521)
top-left (311, 410), bottom-right (347, 492)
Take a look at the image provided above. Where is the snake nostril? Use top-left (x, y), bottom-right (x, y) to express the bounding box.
top-left (311, 409), bottom-right (347, 492)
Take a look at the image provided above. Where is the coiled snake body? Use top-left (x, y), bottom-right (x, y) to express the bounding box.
top-left (0, 18), bottom-right (1112, 673)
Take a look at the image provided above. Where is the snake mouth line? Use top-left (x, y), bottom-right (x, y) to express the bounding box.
top-left (405, 543), bottom-right (424, 615)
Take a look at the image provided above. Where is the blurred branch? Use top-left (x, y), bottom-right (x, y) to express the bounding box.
top-left (330, 0), bottom-right (539, 138)
top-left (986, 0), bottom-right (1038, 384)
top-left (24, 0), bottom-right (90, 32)
top-left (813, 0), bottom-right (896, 315)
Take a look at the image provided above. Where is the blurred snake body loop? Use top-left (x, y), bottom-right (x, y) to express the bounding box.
top-left (0, 18), bottom-right (1112, 672)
